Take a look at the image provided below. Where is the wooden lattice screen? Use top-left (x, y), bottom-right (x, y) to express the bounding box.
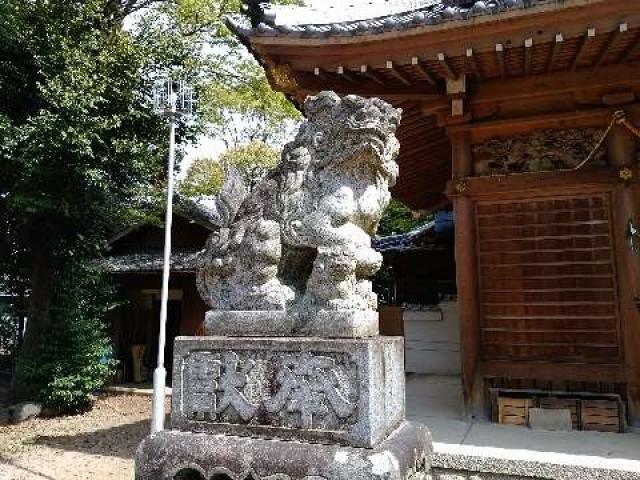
top-left (476, 193), bottom-right (622, 364)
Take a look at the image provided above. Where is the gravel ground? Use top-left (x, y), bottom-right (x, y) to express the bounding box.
top-left (0, 394), bottom-right (168, 480)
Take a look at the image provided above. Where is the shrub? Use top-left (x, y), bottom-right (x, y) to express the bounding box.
top-left (377, 198), bottom-right (427, 236)
top-left (0, 297), bottom-right (21, 367)
top-left (15, 264), bottom-right (117, 412)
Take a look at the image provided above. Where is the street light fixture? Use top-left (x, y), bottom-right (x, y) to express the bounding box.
top-left (150, 79), bottom-right (195, 434)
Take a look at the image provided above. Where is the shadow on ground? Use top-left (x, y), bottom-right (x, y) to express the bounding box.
top-left (33, 414), bottom-right (170, 459)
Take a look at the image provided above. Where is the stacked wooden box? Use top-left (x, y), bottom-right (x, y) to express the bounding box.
top-left (581, 399), bottom-right (621, 432)
top-left (497, 395), bottom-right (622, 432)
top-left (497, 397), bottom-right (534, 426)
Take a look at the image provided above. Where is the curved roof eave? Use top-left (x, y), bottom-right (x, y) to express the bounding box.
top-left (227, 0), bottom-right (603, 47)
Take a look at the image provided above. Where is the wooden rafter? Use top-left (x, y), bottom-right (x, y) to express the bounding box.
top-left (547, 33), bottom-right (564, 73)
top-left (336, 65), bottom-right (358, 84)
top-left (313, 67), bottom-right (333, 84)
top-left (466, 48), bottom-right (484, 82)
top-left (386, 60), bottom-right (412, 86)
top-left (619, 31), bottom-right (640, 62)
top-left (595, 23), bottom-right (628, 67)
top-left (572, 27), bottom-right (596, 70)
top-left (359, 65), bottom-right (386, 86)
top-left (437, 52), bottom-right (457, 79)
top-left (524, 38), bottom-right (533, 77)
top-left (469, 63), bottom-right (640, 106)
top-left (495, 43), bottom-right (506, 78)
top-left (399, 120), bottom-right (442, 137)
top-left (410, 57), bottom-right (438, 86)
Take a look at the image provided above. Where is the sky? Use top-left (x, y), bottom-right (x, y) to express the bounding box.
top-left (181, 136), bottom-right (227, 178)
top-left (123, 9), bottom-right (229, 179)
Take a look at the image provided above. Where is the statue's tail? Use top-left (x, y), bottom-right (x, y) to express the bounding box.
top-left (215, 167), bottom-right (248, 227)
top-left (196, 168), bottom-right (248, 308)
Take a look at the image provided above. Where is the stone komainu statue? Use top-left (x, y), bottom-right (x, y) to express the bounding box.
top-left (197, 91), bottom-right (401, 319)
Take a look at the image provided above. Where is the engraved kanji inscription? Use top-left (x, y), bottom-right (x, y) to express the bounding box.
top-left (265, 352), bottom-right (356, 428)
top-left (183, 352), bottom-right (220, 419)
top-left (216, 351), bottom-right (259, 421)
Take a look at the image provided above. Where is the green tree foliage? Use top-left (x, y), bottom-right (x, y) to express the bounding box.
top-left (133, 0), bottom-right (301, 148)
top-left (180, 141), bottom-right (280, 196)
top-left (0, 0), bottom-right (300, 407)
top-left (0, 0), bottom-right (172, 369)
top-left (201, 59), bottom-right (301, 147)
top-left (179, 157), bottom-right (226, 198)
top-left (15, 264), bottom-right (117, 412)
top-left (377, 198), bottom-right (427, 236)
top-left (0, 296), bottom-right (21, 368)
top-left (0, 0), bottom-right (202, 403)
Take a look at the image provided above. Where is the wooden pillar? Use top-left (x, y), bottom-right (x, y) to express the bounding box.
top-left (451, 131), bottom-right (483, 418)
top-left (608, 122), bottom-right (640, 426)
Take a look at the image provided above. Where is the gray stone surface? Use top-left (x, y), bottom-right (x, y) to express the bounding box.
top-left (205, 309), bottom-right (379, 337)
top-left (171, 336), bottom-right (405, 448)
top-left (197, 92), bottom-right (401, 338)
top-left (433, 452), bottom-right (640, 480)
top-left (9, 401), bottom-right (42, 424)
top-left (205, 310), bottom-right (295, 336)
top-left (527, 408), bottom-right (572, 432)
top-left (430, 472), bottom-right (538, 480)
top-left (135, 421), bottom-right (432, 480)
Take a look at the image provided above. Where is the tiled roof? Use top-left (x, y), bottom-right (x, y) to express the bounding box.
top-left (228, 0), bottom-right (541, 40)
top-left (374, 221), bottom-right (443, 252)
top-left (104, 221), bottom-right (452, 273)
top-left (102, 248), bottom-right (202, 274)
top-left (373, 209), bottom-right (454, 252)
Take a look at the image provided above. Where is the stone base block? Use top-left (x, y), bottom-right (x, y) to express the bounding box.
top-left (204, 310), bottom-right (379, 338)
top-left (172, 336), bottom-right (404, 448)
top-left (135, 421), bottom-right (432, 480)
top-left (297, 310), bottom-right (379, 338)
top-left (205, 310), bottom-right (295, 336)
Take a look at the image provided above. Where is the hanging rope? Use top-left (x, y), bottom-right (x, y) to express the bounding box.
top-left (573, 110), bottom-right (640, 171)
top-left (617, 112), bottom-right (640, 140)
top-left (571, 111), bottom-right (624, 171)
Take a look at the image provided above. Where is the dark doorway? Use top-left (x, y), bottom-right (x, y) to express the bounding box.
top-left (150, 299), bottom-right (182, 384)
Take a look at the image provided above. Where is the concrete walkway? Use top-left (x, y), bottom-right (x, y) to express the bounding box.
top-left (102, 376), bottom-right (640, 478)
top-left (406, 375), bottom-right (640, 478)
top-left (103, 384), bottom-right (172, 397)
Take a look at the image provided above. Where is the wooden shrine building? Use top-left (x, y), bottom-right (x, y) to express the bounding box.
top-left (228, 0), bottom-right (640, 426)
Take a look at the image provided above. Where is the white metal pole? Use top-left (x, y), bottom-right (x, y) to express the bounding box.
top-left (151, 98), bottom-right (177, 434)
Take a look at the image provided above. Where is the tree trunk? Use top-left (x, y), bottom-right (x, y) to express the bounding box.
top-left (11, 228), bottom-right (56, 399)
top-left (20, 241), bottom-right (55, 356)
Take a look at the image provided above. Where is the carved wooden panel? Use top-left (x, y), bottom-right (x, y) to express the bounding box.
top-left (472, 128), bottom-right (607, 176)
top-left (476, 193), bottom-right (622, 365)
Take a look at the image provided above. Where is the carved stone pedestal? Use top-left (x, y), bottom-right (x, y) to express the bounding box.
top-left (171, 336), bottom-right (404, 448)
top-left (134, 336), bottom-right (432, 479)
top-left (135, 421), bottom-right (431, 480)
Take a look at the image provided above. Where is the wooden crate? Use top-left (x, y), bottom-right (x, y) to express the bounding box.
top-left (498, 397), bottom-right (534, 426)
top-left (378, 305), bottom-right (404, 336)
top-left (581, 399), bottom-right (621, 433)
top-left (539, 397), bottom-right (580, 429)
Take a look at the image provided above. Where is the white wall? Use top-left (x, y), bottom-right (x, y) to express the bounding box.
top-left (404, 300), bottom-right (461, 375)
